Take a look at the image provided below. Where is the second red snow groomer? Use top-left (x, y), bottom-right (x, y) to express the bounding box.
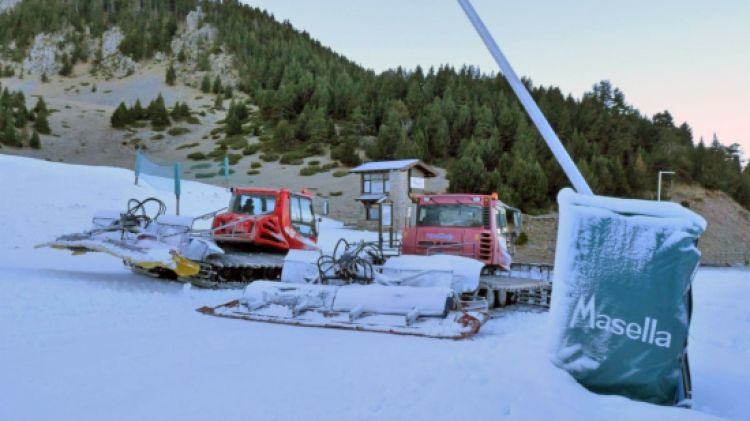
top-left (401, 193), bottom-right (521, 271)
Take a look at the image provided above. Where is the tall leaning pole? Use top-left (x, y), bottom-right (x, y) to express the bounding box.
top-left (456, 0), bottom-right (593, 196)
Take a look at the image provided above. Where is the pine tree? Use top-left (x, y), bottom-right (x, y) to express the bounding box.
top-left (497, 104), bottom-right (518, 149)
top-left (737, 174), bottom-right (750, 210)
top-left (213, 95), bottom-right (223, 109)
top-left (525, 160), bottom-right (550, 209)
top-left (225, 102), bottom-right (243, 136)
top-left (235, 101), bottom-right (249, 122)
top-left (1, 106), bottom-right (18, 146)
top-left (629, 151), bottom-right (649, 192)
top-left (590, 156), bottom-right (615, 194)
top-left (33, 105), bottom-right (50, 135)
top-left (34, 113), bottom-right (52, 134)
top-left (165, 62), bottom-right (176, 86)
top-left (59, 53), bottom-right (73, 76)
top-left (448, 141), bottom-right (487, 193)
top-left (330, 134), bottom-right (362, 167)
top-left (307, 107), bottom-right (329, 144)
top-left (171, 101), bottom-right (191, 121)
top-left (33, 97), bottom-right (48, 115)
top-left (273, 119), bottom-right (295, 146)
top-left (349, 106), bottom-right (367, 135)
top-left (477, 138), bottom-right (501, 172)
top-left (310, 79), bottom-right (331, 111)
top-left (369, 104), bottom-right (406, 160)
top-left (171, 101), bottom-right (181, 121)
top-left (14, 103), bottom-right (27, 128)
top-left (212, 76), bottom-right (222, 95)
top-left (180, 102), bottom-right (192, 119)
top-left (200, 75), bottom-right (211, 93)
top-left (111, 102), bottom-right (130, 128)
top-left (148, 94), bottom-right (170, 128)
top-left (394, 132), bottom-right (424, 160)
top-left (419, 101), bottom-right (450, 162)
top-left (131, 99), bottom-right (145, 120)
top-left (29, 130), bottom-right (40, 149)
top-left (505, 158), bottom-right (549, 210)
top-left (473, 105), bottom-right (495, 139)
top-left (197, 51), bottom-right (210, 72)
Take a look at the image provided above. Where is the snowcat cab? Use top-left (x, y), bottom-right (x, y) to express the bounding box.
top-left (211, 187), bottom-right (319, 253)
top-left (401, 193), bottom-right (522, 271)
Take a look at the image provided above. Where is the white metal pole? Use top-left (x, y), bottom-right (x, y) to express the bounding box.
top-left (457, 0), bottom-right (593, 195)
top-left (657, 171), bottom-right (675, 201)
top-left (657, 172), bottom-right (662, 201)
top-left (134, 148), bottom-right (141, 185)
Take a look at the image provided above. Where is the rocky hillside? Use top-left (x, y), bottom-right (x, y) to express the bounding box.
top-left (671, 184), bottom-right (750, 266)
top-left (1, 0), bottom-right (748, 214)
top-left (515, 183), bottom-right (750, 266)
top-left (0, 0), bottom-right (20, 12)
top-left (0, 1), bottom-right (402, 228)
top-left (0, 0), bottom-right (747, 266)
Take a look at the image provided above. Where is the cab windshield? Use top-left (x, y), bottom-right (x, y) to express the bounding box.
top-left (417, 204), bottom-right (484, 227)
top-left (232, 194), bottom-right (276, 215)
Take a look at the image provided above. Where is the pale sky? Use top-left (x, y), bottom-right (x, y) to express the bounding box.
top-left (241, 0), bottom-right (750, 158)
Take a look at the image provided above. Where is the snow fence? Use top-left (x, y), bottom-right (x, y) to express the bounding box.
top-left (136, 149), bottom-right (180, 194)
top-left (549, 188), bottom-right (706, 405)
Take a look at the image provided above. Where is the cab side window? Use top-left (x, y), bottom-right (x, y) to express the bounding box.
top-left (290, 195), bottom-right (316, 237)
top-left (496, 207), bottom-right (507, 229)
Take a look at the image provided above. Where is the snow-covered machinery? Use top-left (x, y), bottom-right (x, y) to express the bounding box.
top-left (39, 187), bottom-right (321, 288)
top-left (38, 197), bottom-right (203, 277)
top-left (43, 199), bottom-right (491, 337)
top-left (197, 239), bottom-right (490, 339)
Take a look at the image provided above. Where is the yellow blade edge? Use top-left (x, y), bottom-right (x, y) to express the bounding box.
top-left (171, 254), bottom-right (201, 277)
top-left (130, 256), bottom-right (199, 277)
top-left (38, 241), bottom-right (201, 277)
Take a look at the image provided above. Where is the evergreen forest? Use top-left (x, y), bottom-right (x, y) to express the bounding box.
top-left (0, 0), bottom-right (748, 210)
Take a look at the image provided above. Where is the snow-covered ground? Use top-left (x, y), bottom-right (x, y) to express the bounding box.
top-left (0, 154), bottom-right (747, 420)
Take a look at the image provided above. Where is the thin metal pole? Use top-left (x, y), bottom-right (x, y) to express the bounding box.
top-left (657, 170), bottom-right (675, 201)
top-left (657, 172), bottom-right (662, 201)
top-left (457, 0), bottom-right (593, 195)
top-left (174, 162), bottom-right (182, 215)
top-left (134, 148), bottom-right (141, 185)
top-left (378, 206), bottom-right (383, 255)
top-left (223, 156), bottom-right (230, 190)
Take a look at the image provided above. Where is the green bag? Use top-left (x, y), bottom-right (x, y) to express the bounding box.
top-left (550, 188), bottom-right (706, 405)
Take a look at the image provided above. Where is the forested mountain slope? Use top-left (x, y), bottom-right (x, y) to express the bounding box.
top-left (0, 0), bottom-right (748, 214)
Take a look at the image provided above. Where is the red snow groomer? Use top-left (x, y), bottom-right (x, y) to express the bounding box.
top-left (172, 186), bottom-right (323, 287)
top-left (211, 187), bottom-right (319, 252)
top-left (40, 187), bottom-right (322, 289)
top-left (401, 193), bottom-right (521, 271)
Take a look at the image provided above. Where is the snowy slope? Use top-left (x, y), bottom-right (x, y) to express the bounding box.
top-left (0, 155), bottom-right (747, 421)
